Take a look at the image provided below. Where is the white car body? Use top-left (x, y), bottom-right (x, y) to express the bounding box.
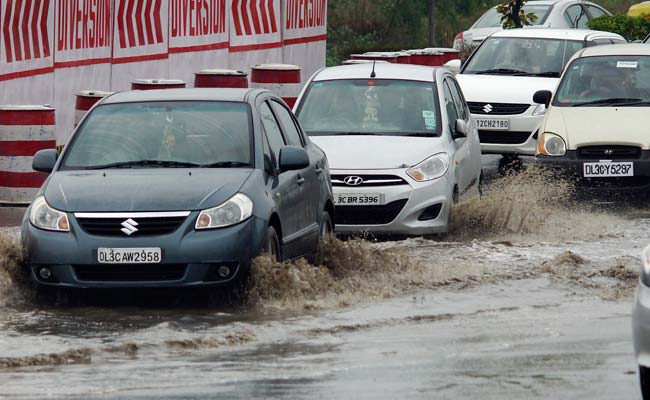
top-left (454, 0), bottom-right (611, 50)
top-left (457, 29), bottom-right (625, 156)
top-left (293, 64), bottom-right (482, 235)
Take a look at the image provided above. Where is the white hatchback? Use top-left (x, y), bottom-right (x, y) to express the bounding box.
top-left (293, 63), bottom-right (482, 235)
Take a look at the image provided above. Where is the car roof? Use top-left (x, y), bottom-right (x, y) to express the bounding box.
top-left (490, 28), bottom-right (621, 40)
top-left (102, 88), bottom-right (257, 104)
top-left (574, 43), bottom-right (650, 59)
top-left (312, 63), bottom-right (440, 82)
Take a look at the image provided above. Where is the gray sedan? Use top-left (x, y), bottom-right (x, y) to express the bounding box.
top-left (21, 89), bottom-right (334, 291)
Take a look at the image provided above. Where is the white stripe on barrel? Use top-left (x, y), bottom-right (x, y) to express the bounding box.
top-left (194, 69), bottom-right (249, 88)
top-left (75, 91), bottom-right (112, 127)
top-left (131, 79), bottom-right (187, 90)
top-left (0, 105), bottom-right (56, 205)
top-left (250, 64), bottom-right (301, 108)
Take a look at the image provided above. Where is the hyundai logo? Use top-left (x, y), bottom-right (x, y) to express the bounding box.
top-left (483, 104), bottom-right (493, 114)
top-left (343, 176), bottom-right (364, 186)
top-left (604, 149), bottom-right (615, 156)
top-left (121, 218), bottom-right (139, 236)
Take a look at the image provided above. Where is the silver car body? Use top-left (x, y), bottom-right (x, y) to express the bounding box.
top-left (294, 64), bottom-right (482, 235)
top-left (454, 0), bottom-right (611, 50)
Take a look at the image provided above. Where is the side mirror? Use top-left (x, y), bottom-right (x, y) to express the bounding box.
top-left (533, 90), bottom-right (553, 107)
top-left (444, 59), bottom-right (462, 75)
top-left (279, 146), bottom-right (310, 172)
top-left (454, 119), bottom-right (468, 138)
top-left (32, 149), bottom-right (58, 173)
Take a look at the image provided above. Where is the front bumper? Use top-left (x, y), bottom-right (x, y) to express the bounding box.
top-left (331, 169), bottom-right (453, 235)
top-left (634, 281), bottom-right (650, 367)
top-left (472, 112), bottom-right (542, 156)
top-left (536, 151), bottom-right (650, 193)
top-left (21, 214), bottom-right (267, 288)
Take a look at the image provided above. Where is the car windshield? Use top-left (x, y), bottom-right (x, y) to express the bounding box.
top-left (296, 79), bottom-right (441, 137)
top-left (555, 56), bottom-right (650, 106)
top-left (473, 5), bottom-right (552, 29)
top-left (463, 37), bottom-right (584, 77)
top-left (62, 101), bottom-right (253, 170)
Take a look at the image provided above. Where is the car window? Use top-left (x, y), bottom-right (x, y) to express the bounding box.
top-left (442, 81), bottom-right (460, 134)
top-left (555, 55), bottom-right (650, 106)
top-left (62, 101), bottom-right (252, 169)
top-left (565, 5), bottom-right (588, 29)
top-left (587, 5), bottom-right (607, 19)
top-left (463, 37), bottom-right (584, 77)
top-left (297, 79), bottom-right (441, 137)
top-left (447, 78), bottom-right (468, 121)
top-left (270, 100), bottom-right (304, 147)
top-left (260, 101), bottom-right (286, 157)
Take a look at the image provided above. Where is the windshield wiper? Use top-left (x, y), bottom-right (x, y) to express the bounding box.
top-left (85, 160), bottom-right (201, 170)
top-left (530, 71), bottom-right (561, 78)
top-left (474, 68), bottom-right (529, 76)
top-left (401, 132), bottom-right (440, 137)
top-left (616, 100), bottom-right (650, 107)
top-left (572, 98), bottom-right (643, 107)
top-left (334, 132), bottom-right (379, 136)
top-left (200, 161), bottom-right (251, 168)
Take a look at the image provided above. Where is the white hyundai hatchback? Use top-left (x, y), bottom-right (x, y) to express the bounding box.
top-left (294, 63), bottom-right (482, 235)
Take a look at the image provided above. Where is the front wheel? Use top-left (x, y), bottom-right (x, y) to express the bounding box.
top-left (265, 226), bottom-right (282, 262)
top-left (641, 366), bottom-right (650, 399)
top-left (319, 211), bottom-right (333, 239)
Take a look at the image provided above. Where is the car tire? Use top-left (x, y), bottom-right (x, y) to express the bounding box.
top-left (265, 226), bottom-right (282, 262)
top-left (641, 366), bottom-right (650, 399)
top-left (319, 211), bottom-right (333, 239)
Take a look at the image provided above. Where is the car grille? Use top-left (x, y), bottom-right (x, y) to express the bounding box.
top-left (577, 145), bottom-right (642, 160)
top-left (73, 264), bottom-right (187, 282)
top-left (331, 175), bottom-right (408, 187)
top-left (335, 199), bottom-right (408, 225)
top-left (479, 130), bottom-right (532, 145)
top-left (76, 216), bottom-right (187, 236)
top-left (468, 102), bottom-right (530, 115)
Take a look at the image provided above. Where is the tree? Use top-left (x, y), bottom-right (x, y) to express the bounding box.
top-left (497, 0), bottom-right (538, 29)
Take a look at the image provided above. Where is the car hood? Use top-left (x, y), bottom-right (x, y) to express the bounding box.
top-left (44, 169), bottom-right (252, 212)
top-left (310, 135), bottom-right (445, 170)
top-left (456, 74), bottom-right (559, 105)
top-left (543, 107), bottom-right (650, 150)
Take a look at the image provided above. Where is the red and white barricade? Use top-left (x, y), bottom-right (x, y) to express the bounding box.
top-left (407, 49), bottom-right (445, 66)
top-left (350, 52), bottom-right (399, 63)
top-left (75, 91), bottom-right (113, 127)
top-left (424, 48), bottom-right (461, 64)
top-left (0, 106), bottom-right (56, 205)
top-left (194, 70), bottom-right (249, 88)
top-left (250, 64), bottom-right (302, 108)
top-left (396, 51), bottom-right (412, 64)
top-left (341, 59), bottom-right (389, 65)
top-left (131, 79), bottom-right (187, 90)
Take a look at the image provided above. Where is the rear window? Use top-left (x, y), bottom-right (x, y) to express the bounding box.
top-left (62, 101), bottom-right (253, 169)
top-left (473, 5), bottom-right (552, 29)
top-left (296, 79), bottom-right (441, 137)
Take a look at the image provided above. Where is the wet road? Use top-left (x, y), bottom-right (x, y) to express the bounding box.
top-left (0, 156), bottom-right (646, 399)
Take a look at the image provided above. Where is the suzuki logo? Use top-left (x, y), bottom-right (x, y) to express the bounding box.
top-left (121, 218), bottom-right (139, 236)
top-left (483, 104), bottom-right (493, 113)
top-left (604, 149), bottom-right (614, 156)
top-left (343, 176), bottom-right (364, 186)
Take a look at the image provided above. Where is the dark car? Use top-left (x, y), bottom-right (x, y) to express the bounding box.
top-left (21, 89), bottom-right (334, 290)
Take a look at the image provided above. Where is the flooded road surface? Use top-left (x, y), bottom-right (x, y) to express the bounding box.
top-left (0, 157), bottom-right (646, 399)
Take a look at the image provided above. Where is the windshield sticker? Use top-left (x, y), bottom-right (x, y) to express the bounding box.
top-left (313, 82), bottom-right (324, 87)
top-left (617, 61), bottom-right (638, 69)
top-left (424, 117), bottom-right (437, 130)
top-left (422, 110), bottom-right (436, 118)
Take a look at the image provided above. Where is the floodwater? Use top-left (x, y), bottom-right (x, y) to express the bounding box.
top-left (0, 157), bottom-right (646, 399)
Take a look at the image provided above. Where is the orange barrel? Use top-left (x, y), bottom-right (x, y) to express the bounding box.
top-left (425, 48), bottom-right (461, 64)
top-left (250, 64), bottom-right (302, 108)
top-left (131, 79), bottom-right (186, 90)
top-left (194, 69), bottom-right (249, 88)
top-left (75, 91), bottom-right (112, 127)
top-left (350, 52), bottom-right (399, 63)
top-left (0, 106), bottom-right (56, 205)
top-left (342, 59), bottom-right (390, 65)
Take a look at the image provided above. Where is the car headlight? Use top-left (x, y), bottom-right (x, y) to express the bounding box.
top-left (532, 103), bottom-right (546, 116)
top-left (407, 153), bottom-right (450, 182)
top-left (195, 193), bottom-right (253, 230)
top-left (29, 196), bottom-right (69, 232)
top-left (537, 132), bottom-right (566, 157)
top-left (642, 245), bottom-right (650, 286)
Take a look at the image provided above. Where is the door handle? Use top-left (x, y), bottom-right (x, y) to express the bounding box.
top-left (315, 166), bottom-right (323, 175)
top-left (297, 176), bottom-right (306, 185)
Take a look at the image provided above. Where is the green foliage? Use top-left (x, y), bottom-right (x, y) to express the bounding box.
top-left (587, 15), bottom-right (650, 41)
top-left (496, 1), bottom-right (538, 29)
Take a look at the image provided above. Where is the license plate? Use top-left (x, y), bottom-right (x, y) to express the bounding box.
top-left (476, 118), bottom-right (510, 131)
top-left (583, 162), bottom-right (634, 178)
top-left (97, 248), bottom-right (162, 264)
top-left (334, 193), bottom-right (383, 206)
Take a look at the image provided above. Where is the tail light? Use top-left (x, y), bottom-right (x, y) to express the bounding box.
top-left (453, 32), bottom-right (464, 50)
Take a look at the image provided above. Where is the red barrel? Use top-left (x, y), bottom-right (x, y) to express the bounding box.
top-left (425, 48), bottom-right (461, 64)
top-left (342, 59), bottom-right (390, 65)
top-left (75, 91), bottom-right (112, 127)
top-left (131, 79), bottom-right (186, 90)
top-left (250, 64), bottom-right (302, 108)
top-left (0, 106), bottom-right (56, 205)
top-left (194, 69), bottom-right (249, 88)
top-left (407, 49), bottom-right (445, 66)
top-left (396, 51), bottom-right (412, 64)
top-left (350, 52), bottom-right (399, 63)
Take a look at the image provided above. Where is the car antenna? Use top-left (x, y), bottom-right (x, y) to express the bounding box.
top-left (370, 60), bottom-right (377, 78)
